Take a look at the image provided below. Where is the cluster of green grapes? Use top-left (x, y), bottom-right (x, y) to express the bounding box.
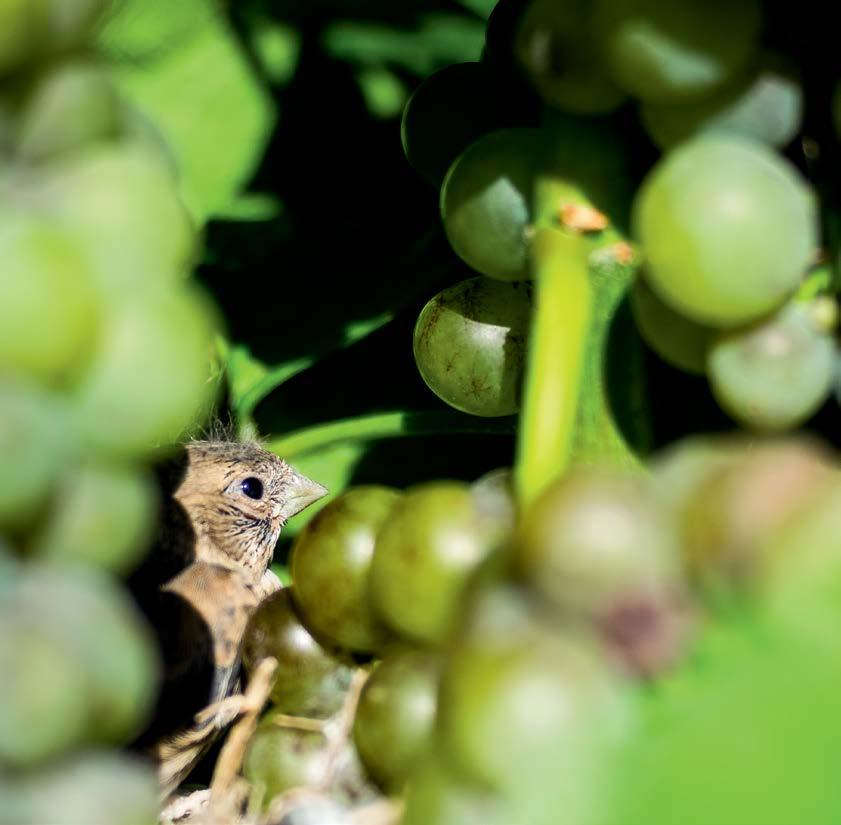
top-left (235, 0), bottom-right (841, 822)
top-left (0, 2), bottom-right (218, 821)
top-left (404, 0), bottom-right (841, 434)
top-left (241, 435), bottom-right (841, 824)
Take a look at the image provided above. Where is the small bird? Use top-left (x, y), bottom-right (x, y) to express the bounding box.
top-left (129, 439), bottom-right (327, 796)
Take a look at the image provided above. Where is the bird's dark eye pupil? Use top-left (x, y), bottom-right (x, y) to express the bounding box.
top-left (240, 477), bottom-right (264, 500)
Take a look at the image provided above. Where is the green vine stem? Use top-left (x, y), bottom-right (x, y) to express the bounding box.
top-left (268, 411), bottom-right (516, 458)
top-left (514, 222), bottom-right (591, 511)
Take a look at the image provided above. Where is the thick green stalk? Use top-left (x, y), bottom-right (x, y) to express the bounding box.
top-left (514, 226), bottom-right (591, 510)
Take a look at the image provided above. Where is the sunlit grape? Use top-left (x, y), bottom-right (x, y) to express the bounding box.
top-left (0, 216), bottom-right (99, 383)
top-left (14, 751), bottom-right (159, 825)
top-left (31, 463), bottom-right (158, 575)
top-left (707, 301), bottom-right (835, 431)
top-left (290, 486), bottom-right (400, 653)
top-left (0, 383), bottom-right (65, 529)
top-left (370, 482), bottom-right (508, 645)
top-left (38, 145), bottom-right (196, 289)
top-left (634, 136), bottom-right (816, 326)
top-left (11, 565), bottom-right (160, 743)
top-left (71, 286), bottom-right (217, 458)
top-left (16, 59), bottom-right (120, 161)
top-left (438, 585), bottom-right (629, 799)
top-left (640, 62), bottom-right (802, 150)
top-left (0, 619), bottom-right (89, 768)
top-left (242, 588), bottom-right (353, 718)
top-left (413, 278), bottom-right (532, 417)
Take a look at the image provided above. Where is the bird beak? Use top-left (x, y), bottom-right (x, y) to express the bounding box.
top-left (277, 467), bottom-right (328, 521)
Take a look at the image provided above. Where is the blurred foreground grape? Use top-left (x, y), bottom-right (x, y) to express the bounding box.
top-left (0, 3), bottom-right (216, 821)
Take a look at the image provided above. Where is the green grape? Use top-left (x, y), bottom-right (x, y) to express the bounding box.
top-left (593, 0), bottom-right (761, 103)
top-left (471, 467), bottom-right (516, 531)
top-left (707, 301), bottom-right (835, 431)
top-left (0, 1), bottom-right (47, 76)
top-left (678, 438), bottom-right (835, 597)
top-left (763, 479), bottom-right (841, 634)
top-left (42, 0), bottom-right (111, 51)
top-left (0, 539), bottom-right (16, 597)
top-left (516, 471), bottom-right (688, 675)
top-left (630, 276), bottom-right (713, 374)
top-left (413, 278), bottom-right (532, 417)
top-left (16, 59), bottom-right (120, 162)
top-left (649, 434), bottom-right (741, 517)
top-left (515, 0), bottom-right (626, 114)
top-left (441, 123), bottom-right (631, 281)
top-left (640, 62), bottom-right (803, 150)
top-left (369, 482), bottom-right (508, 645)
top-left (0, 98), bottom-right (14, 153)
top-left (0, 619), bottom-right (90, 768)
top-left (289, 486), bottom-right (400, 653)
top-left (438, 585), bottom-right (629, 802)
top-left (402, 751), bottom-right (505, 825)
top-left (0, 216), bottom-right (100, 383)
top-left (10, 564), bottom-right (159, 743)
top-left (14, 751), bottom-right (159, 825)
top-left (633, 137), bottom-right (816, 326)
top-left (401, 62), bottom-right (507, 188)
top-left (244, 718), bottom-right (332, 802)
top-left (242, 588), bottom-right (353, 718)
top-left (0, 383), bottom-right (65, 529)
top-left (0, 1), bottom-right (108, 77)
top-left (116, 104), bottom-right (179, 178)
top-left (353, 646), bottom-right (441, 791)
top-left (38, 145), bottom-right (196, 289)
top-left (31, 463), bottom-right (158, 575)
top-left (71, 286), bottom-right (217, 459)
top-left (441, 128), bottom-right (543, 281)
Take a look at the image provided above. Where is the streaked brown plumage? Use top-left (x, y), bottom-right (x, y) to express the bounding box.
top-left (130, 440), bottom-right (326, 796)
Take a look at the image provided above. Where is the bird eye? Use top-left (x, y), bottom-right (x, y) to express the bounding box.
top-left (239, 477), bottom-right (264, 500)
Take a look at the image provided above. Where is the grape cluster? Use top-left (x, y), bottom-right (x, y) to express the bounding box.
top-left (0, 2), bottom-right (218, 821)
top-left (240, 434), bottom-right (841, 824)
top-left (235, 1), bottom-right (841, 823)
top-left (401, 0), bottom-right (840, 434)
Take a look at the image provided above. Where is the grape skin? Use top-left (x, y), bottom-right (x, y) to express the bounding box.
top-left (707, 301), bottom-right (835, 431)
top-left (633, 136), bottom-right (817, 327)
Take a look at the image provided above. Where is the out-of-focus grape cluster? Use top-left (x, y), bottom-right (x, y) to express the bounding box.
top-left (0, 1), bottom-right (218, 822)
top-left (238, 436), bottom-right (841, 825)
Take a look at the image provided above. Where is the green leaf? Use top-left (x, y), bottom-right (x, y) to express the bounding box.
top-left (322, 14), bottom-right (485, 76)
top-left (604, 611), bottom-right (841, 825)
top-left (98, 0), bottom-right (276, 222)
top-left (454, 0), bottom-right (499, 19)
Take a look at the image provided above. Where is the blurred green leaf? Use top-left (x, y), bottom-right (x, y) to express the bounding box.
top-left (604, 611), bottom-right (841, 825)
top-left (356, 67), bottom-right (408, 119)
top-left (455, 0), bottom-right (499, 18)
top-left (98, 0), bottom-right (276, 222)
top-left (323, 14), bottom-right (485, 76)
